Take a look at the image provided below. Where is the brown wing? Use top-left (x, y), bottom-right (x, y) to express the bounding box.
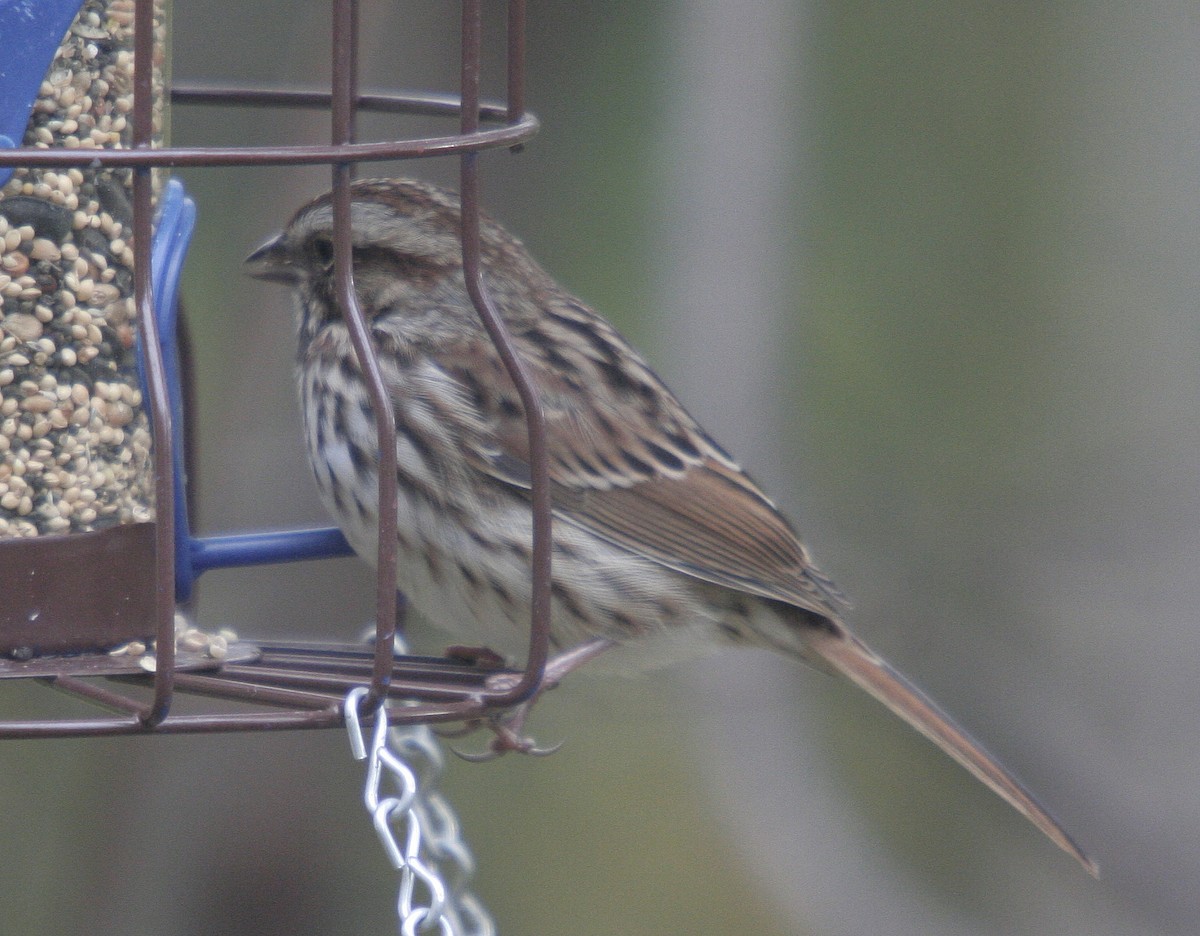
top-left (436, 315), bottom-right (846, 619)
top-left (563, 457), bottom-right (845, 615)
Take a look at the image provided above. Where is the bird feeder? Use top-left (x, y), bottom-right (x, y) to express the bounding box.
top-left (0, 0), bottom-right (551, 738)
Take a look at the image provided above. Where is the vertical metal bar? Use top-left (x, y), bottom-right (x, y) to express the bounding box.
top-left (460, 0), bottom-right (549, 705)
top-left (347, 0), bottom-right (360, 153)
top-left (330, 0), bottom-right (355, 150)
top-left (506, 0), bottom-right (526, 125)
top-left (332, 0), bottom-right (397, 709)
top-left (134, 0), bottom-right (176, 725)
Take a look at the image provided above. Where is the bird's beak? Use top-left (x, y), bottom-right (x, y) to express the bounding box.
top-left (244, 233), bottom-right (297, 283)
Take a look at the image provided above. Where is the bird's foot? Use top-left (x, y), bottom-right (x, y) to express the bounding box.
top-left (446, 638), bottom-right (616, 761)
top-left (449, 703), bottom-right (564, 761)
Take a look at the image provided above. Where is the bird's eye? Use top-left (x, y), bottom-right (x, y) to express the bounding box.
top-left (309, 236), bottom-right (335, 268)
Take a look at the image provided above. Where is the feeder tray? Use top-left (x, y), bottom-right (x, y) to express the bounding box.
top-left (0, 641), bottom-right (260, 680)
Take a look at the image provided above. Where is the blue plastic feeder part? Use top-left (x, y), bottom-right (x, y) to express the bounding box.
top-left (0, 0), bottom-right (87, 187)
top-left (147, 180), bottom-right (354, 600)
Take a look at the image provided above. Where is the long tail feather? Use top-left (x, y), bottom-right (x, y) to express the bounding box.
top-left (805, 628), bottom-right (1099, 877)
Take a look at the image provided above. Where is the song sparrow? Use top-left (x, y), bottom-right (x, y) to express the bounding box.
top-left (246, 178), bottom-right (1095, 875)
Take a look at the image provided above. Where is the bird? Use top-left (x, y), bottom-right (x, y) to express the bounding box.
top-left (245, 177), bottom-right (1096, 875)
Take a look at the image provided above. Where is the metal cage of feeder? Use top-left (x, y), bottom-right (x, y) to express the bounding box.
top-left (0, 0), bottom-right (553, 738)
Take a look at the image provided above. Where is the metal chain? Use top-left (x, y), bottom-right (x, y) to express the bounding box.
top-left (345, 686), bottom-right (496, 936)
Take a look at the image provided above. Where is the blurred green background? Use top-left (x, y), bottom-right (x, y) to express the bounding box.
top-left (2, 2), bottom-right (1196, 934)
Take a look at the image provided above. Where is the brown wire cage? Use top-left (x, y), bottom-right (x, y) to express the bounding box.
top-left (0, 0), bottom-right (554, 737)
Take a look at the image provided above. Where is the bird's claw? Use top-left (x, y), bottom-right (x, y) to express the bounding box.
top-left (449, 732), bottom-right (565, 761)
top-left (447, 708), bottom-right (564, 761)
top-left (449, 743), bottom-right (502, 763)
top-left (441, 640), bottom-right (614, 761)
top-left (449, 733), bottom-right (564, 762)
